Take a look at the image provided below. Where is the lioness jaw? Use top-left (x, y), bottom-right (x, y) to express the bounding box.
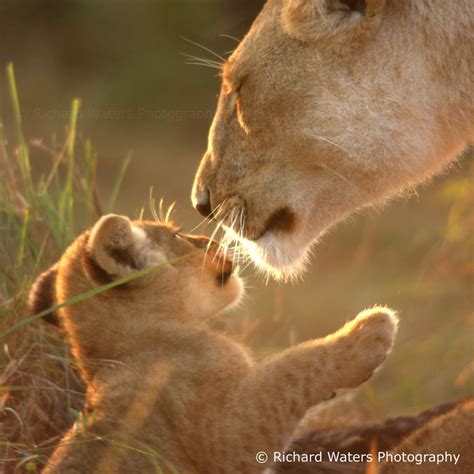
top-left (191, 0), bottom-right (473, 278)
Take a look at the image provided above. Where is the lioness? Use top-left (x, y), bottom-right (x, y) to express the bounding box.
top-left (29, 213), bottom-right (397, 473)
top-left (274, 399), bottom-right (474, 473)
top-left (380, 400), bottom-right (474, 474)
top-left (191, 0), bottom-right (473, 279)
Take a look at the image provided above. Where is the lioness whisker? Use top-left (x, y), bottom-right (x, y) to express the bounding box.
top-left (233, 209), bottom-right (244, 266)
top-left (232, 232), bottom-right (239, 271)
top-left (185, 61), bottom-right (222, 71)
top-left (181, 53), bottom-right (223, 67)
top-left (219, 34), bottom-right (240, 44)
top-left (225, 211), bottom-right (240, 279)
top-left (216, 209), bottom-right (237, 264)
top-left (189, 201), bottom-right (223, 233)
top-left (202, 207), bottom-right (230, 275)
top-left (216, 214), bottom-right (234, 284)
top-left (239, 256), bottom-right (254, 274)
top-left (238, 209), bottom-right (245, 260)
top-left (306, 133), bottom-right (368, 195)
top-left (238, 212), bottom-right (246, 266)
top-left (180, 36), bottom-right (226, 63)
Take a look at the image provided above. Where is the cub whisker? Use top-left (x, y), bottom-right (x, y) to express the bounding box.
top-left (149, 189), bottom-right (160, 223)
top-left (164, 202), bottom-right (176, 224)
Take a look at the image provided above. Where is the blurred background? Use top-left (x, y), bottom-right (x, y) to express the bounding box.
top-left (1, 0), bottom-right (472, 418)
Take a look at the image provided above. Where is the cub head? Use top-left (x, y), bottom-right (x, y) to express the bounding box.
top-left (29, 214), bottom-right (243, 331)
top-left (192, 0), bottom-right (466, 279)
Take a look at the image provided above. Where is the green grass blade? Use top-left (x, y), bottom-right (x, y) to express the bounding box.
top-left (59, 98), bottom-right (81, 236)
top-left (0, 118), bottom-right (5, 147)
top-left (83, 139), bottom-right (95, 220)
top-left (67, 99), bottom-right (81, 162)
top-left (6, 63), bottom-right (31, 184)
top-left (108, 152), bottom-right (132, 212)
top-left (16, 208), bottom-right (30, 268)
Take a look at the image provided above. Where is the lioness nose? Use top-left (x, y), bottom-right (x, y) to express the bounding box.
top-left (194, 188), bottom-right (212, 218)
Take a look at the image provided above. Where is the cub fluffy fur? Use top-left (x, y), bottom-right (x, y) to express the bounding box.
top-left (29, 214), bottom-right (398, 473)
top-left (192, 0), bottom-right (473, 279)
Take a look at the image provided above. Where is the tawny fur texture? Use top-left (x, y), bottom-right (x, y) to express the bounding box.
top-left (29, 214), bottom-right (398, 474)
top-left (191, 0), bottom-right (474, 279)
top-left (379, 400), bottom-right (474, 474)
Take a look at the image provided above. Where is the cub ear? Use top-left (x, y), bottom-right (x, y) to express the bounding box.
top-left (85, 214), bottom-right (166, 282)
top-left (282, 0), bottom-right (385, 41)
top-left (28, 265), bottom-right (60, 326)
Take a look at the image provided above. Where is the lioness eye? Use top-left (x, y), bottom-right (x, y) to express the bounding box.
top-left (222, 80), bottom-right (241, 97)
top-left (235, 96), bottom-right (251, 134)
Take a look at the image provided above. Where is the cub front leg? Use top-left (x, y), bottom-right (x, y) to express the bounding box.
top-left (219, 307), bottom-right (398, 474)
top-left (255, 306), bottom-right (397, 417)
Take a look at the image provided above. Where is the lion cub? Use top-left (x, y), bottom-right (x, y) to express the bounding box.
top-left (29, 214), bottom-right (398, 474)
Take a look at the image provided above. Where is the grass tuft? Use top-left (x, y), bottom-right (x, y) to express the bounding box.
top-left (0, 64), bottom-right (129, 472)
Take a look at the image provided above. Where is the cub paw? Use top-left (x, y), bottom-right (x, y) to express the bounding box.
top-left (337, 306), bottom-right (398, 387)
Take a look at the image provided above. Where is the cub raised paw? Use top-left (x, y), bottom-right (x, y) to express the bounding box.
top-left (328, 306), bottom-right (398, 388)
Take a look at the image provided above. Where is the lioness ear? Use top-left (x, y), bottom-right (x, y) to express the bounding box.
top-left (85, 214), bottom-right (166, 282)
top-left (282, 0), bottom-right (385, 40)
top-left (28, 265), bottom-right (60, 326)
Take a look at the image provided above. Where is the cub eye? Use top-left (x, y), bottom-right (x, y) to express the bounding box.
top-left (173, 228), bottom-right (184, 239)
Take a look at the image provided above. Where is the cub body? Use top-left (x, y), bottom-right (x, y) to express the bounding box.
top-left (30, 214), bottom-right (397, 473)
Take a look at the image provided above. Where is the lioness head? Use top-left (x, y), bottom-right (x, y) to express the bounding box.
top-left (192, 0), bottom-right (472, 279)
top-left (29, 214), bottom-right (243, 375)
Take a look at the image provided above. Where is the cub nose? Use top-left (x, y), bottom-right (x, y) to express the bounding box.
top-left (194, 188), bottom-right (212, 218)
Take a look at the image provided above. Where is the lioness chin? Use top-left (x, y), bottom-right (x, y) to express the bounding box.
top-left (192, 0), bottom-right (473, 280)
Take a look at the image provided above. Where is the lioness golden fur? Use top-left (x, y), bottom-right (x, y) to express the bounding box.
top-left (190, 1), bottom-right (473, 468)
top-left (272, 399), bottom-right (474, 473)
top-left (192, 0), bottom-right (473, 280)
top-left (29, 214), bottom-right (397, 473)
top-left (380, 400), bottom-right (474, 474)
